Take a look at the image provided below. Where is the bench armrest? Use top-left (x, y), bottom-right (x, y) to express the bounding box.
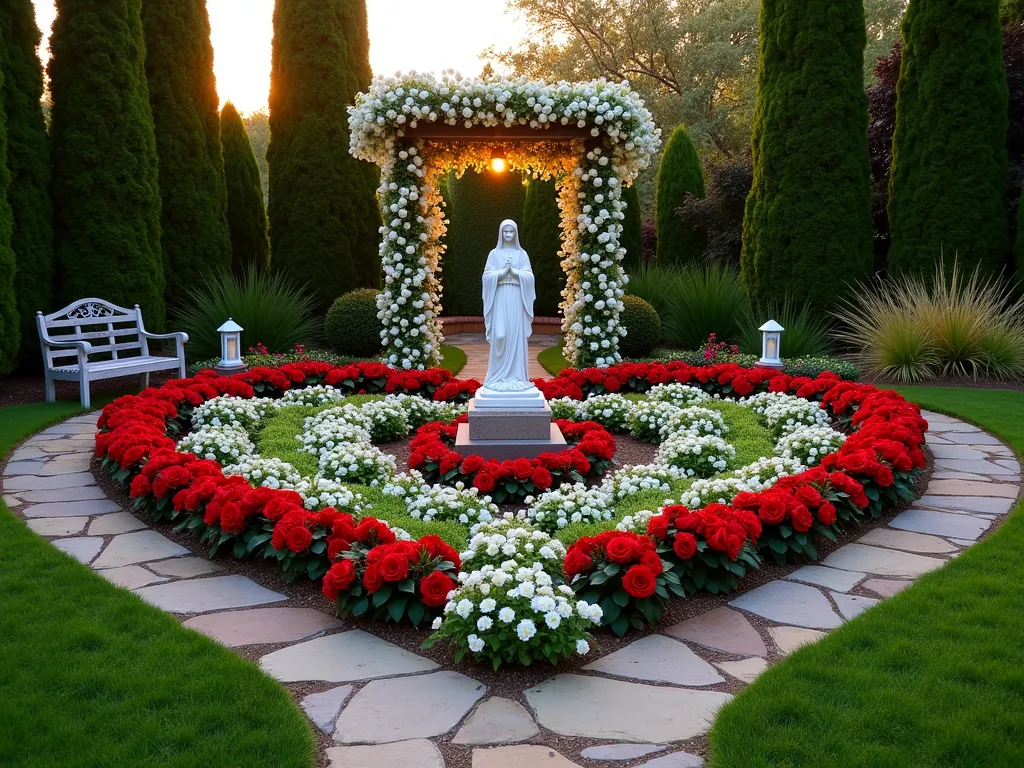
top-left (39, 333), bottom-right (93, 355)
top-left (140, 330), bottom-right (189, 343)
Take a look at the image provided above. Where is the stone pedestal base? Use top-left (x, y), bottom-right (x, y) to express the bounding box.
top-left (455, 422), bottom-right (567, 461)
top-left (473, 385), bottom-right (546, 409)
top-left (467, 401), bottom-right (553, 440)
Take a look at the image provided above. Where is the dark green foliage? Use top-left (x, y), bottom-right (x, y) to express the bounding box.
top-left (655, 125), bottom-right (705, 266)
top-left (1017, 185), bottom-right (1024, 267)
top-left (142, 0), bottom-right (230, 305)
top-left (170, 268), bottom-right (320, 360)
top-left (621, 184), bottom-right (644, 271)
top-left (1, 0), bottom-right (53, 366)
top-left (0, 68), bottom-right (19, 375)
top-left (268, 0), bottom-right (381, 309)
top-left (1003, 0), bottom-right (1024, 25)
top-left (49, 0), bottom-right (165, 329)
top-left (737, 296), bottom-right (831, 358)
top-left (741, 0), bottom-right (873, 311)
top-left (619, 296), bottom-right (661, 358)
top-left (888, 0), bottom-right (1009, 277)
top-left (678, 157), bottom-right (752, 266)
top-left (445, 169), bottom-right (526, 315)
top-left (221, 102), bottom-right (270, 275)
top-left (520, 178), bottom-right (564, 316)
top-left (324, 288), bottom-right (383, 357)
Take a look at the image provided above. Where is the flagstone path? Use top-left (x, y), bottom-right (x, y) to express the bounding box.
top-left (3, 408), bottom-right (1019, 767)
top-left (447, 333), bottom-right (558, 382)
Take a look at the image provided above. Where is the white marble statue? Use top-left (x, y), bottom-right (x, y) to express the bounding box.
top-left (477, 220), bottom-right (545, 408)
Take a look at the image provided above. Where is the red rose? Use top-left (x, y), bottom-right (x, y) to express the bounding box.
top-left (129, 474), bottom-right (151, 498)
top-left (512, 458), bottom-right (534, 480)
top-left (706, 525), bottom-right (731, 553)
top-left (818, 501), bottom-right (837, 526)
top-left (840, 451), bottom-right (870, 473)
top-left (440, 451), bottom-right (461, 474)
top-left (151, 477), bottom-right (169, 499)
top-left (286, 525), bottom-right (313, 553)
top-left (604, 376), bottom-right (621, 392)
top-left (162, 465), bottom-right (190, 487)
top-left (420, 571), bottom-right (457, 607)
top-left (605, 535), bottom-right (638, 564)
top-left (646, 514), bottom-right (670, 540)
top-left (473, 472), bottom-right (496, 492)
top-left (622, 565), bottom-right (657, 598)
top-left (322, 560), bottom-right (356, 600)
top-left (327, 536), bottom-right (351, 560)
top-left (564, 547), bottom-right (594, 578)
top-left (732, 491), bottom-right (759, 510)
top-left (640, 550), bottom-right (664, 575)
top-left (355, 517), bottom-right (396, 545)
top-left (219, 502), bottom-right (246, 534)
top-left (673, 532), bottom-right (698, 560)
top-left (875, 466), bottom-right (894, 487)
top-left (795, 486), bottom-right (823, 507)
top-left (419, 534), bottom-right (461, 570)
top-left (363, 563), bottom-right (384, 593)
top-left (460, 454), bottom-right (484, 474)
top-left (531, 467), bottom-right (553, 490)
top-left (379, 552), bottom-right (410, 582)
top-left (791, 504), bottom-right (813, 532)
top-left (758, 495), bottom-right (787, 525)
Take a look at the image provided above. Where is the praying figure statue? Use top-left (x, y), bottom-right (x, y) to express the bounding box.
top-left (481, 219), bottom-right (536, 393)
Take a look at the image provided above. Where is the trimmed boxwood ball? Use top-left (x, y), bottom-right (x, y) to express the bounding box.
top-left (325, 288), bottom-right (383, 357)
top-left (619, 296), bottom-right (661, 358)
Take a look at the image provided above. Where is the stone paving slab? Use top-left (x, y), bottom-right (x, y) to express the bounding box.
top-left (729, 581), bottom-right (843, 629)
top-left (326, 739), bottom-right (445, 768)
top-left (580, 744), bottom-right (667, 761)
top-left (932, 458), bottom-right (1018, 476)
top-left (185, 607), bottom-right (343, 648)
top-left (96, 565), bottom-right (170, 590)
top-left (134, 574), bottom-right (288, 613)
top-left (20, 499), bottom-right (120, 518)
top-left (787, 565), bottom-right (865, 592)
top-left (32, 457), bottom-right (94, 476)
top-left (889, 509), bottom-right (990, 541)
top-left (768, 626), bottom-right (826, 656)
top-left (925, 421), bottom-right (981, 433)
top-left (582, 635), bottom-right (724, 687)
top-left (26, 516), bottom-right (88, 536)
top-left (9, 446), bottom-right (48, 462)
top-left (832, 592), bottom-right (880, 620)
top-left (52, 536), bottom-right (104, 564)
top-left (862, 578), bottom-right (912, 598)
top-left (3, 494), bottom-right (20, 507)
top-left (936, 431), bottom-right (1003, 445)
top-left (927, 445), bottom-right (990, 460)
top-left (4, 458), bottom-right (49, 476)
top-left (87, 512), bottom-right (147, 535)
top-left (148, 556), bottom-right (223, 578)
top-left (335, 671), bottom-right (485, 744)
top-left (452, 697), bottom-right (539, 745)
top-left (821, 544), bottom-right (945, 578)
top-left (4, 472), bottom-right (97, 491)
top-left (13, 486), bottom-right (107, 503)
top-left (472, 745), bottom-right (580, 768)
top-left (37, 423), bottom-right (96, 435)
top-left (857, 528), bottom-right (957, 554)
top-left (924, 479), bottom-right (1020, 498)
top-left (301, 685), bottom-right (353, 735)
top-left (914, 495), bottom-right (1015, 515)
top-left (664, 607), bottom-right (767, 656)
top-left (930, 471), bottom-right (993, 482)
top-left (260, 630), bottom-right (437, 683)
top-left (714, 656), bottom-right (768, 684)
top-left (525, 675), bottom-right (732, 742)
top-left (91, 530), bottom-right (190, 569)
top-left (639, 751), bottom-right (705, 767)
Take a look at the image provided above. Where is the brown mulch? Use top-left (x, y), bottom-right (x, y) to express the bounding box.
top-left (0, 371), bottom-right (177, 408)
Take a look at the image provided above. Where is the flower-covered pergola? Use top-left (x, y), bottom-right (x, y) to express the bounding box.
top-left (348, 73), bottom-right (661, 370)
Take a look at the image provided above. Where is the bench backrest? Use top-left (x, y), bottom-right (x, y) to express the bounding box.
top-left (37, 298), bottom-right (148, 368)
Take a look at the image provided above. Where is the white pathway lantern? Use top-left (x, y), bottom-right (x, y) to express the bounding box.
top-left (216, 318), bottom-right (246, 375)
top-left (758, 320), bottom-right (785, 369)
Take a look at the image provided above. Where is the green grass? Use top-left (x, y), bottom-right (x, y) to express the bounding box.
top-left (0, 402), bottom-right (315, 768)
top-left (439, 343), bottom-right (467, 375)
top-left (538, 341), bottom-right (570, 375)
top-left (708, 386), bottom-right (1024, 768)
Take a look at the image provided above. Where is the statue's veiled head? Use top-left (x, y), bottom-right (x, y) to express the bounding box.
top-left (497, 219), bottom-right (521, 250)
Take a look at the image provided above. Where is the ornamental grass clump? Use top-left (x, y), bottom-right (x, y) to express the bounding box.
top-left (835, 260), bottom-right (1024, 382)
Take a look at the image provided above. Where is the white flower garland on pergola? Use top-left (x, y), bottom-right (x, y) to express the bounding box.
top-left (348, 72), bottom-right (661, 370)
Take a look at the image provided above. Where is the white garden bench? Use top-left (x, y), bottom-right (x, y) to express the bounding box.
top-left (36, 298), bottom-right (189, 409)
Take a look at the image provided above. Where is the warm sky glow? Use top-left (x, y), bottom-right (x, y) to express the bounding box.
top-left (32, 0), bottom-right (527, 115)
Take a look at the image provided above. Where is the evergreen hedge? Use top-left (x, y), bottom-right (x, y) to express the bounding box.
top-left (268, 0), bottom-right (380, 308)
top-left (1, 0), bottom-right (53, 365)
top-left (324, 288), bottom-right (382, 357)
top-left (221, 102), bottom-right (270, 275)
top-left (0, 67), bottom-right (19, 375)
top-left (142, 0), bottom-right (230, 304)
top-left (619, 296), bottom-right (661, 358)
top-left (444, 169), bottom-right (526, 315)
top-left (621, 184), bottom-right (644, 271)
top-left (741, 0), bottom-right (873, 310)
top-left (49, 0), bottom-right (165, 328)
top-left (520, 177), bottom-right (564, 316)
top-left (888, 0), bottom-right (1010, 277)
top-left (656, 125), bottom-right (705, 266)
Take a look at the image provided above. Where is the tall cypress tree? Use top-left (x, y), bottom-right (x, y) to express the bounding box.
top-left (520, 177), bottom-right (564, 316)
top-left (268, 0), bottom-right (380, 307)
top-left (621, 184), bottom-right (644, 271)
top-left (49, 0), bottom-right (165, 327)
top-left (888, 0), bottom-right (1009, 277)
top-left (656, 126), bottom-right (705, 266)
top-left (0, 68), bottom-right (20, 375)
top-left (741, 0), bottom-right (873, 310)
top-left (142, 0), bottom-right (230, 303)
top-left (1, 0), bottom-right (53, 365)
top-left (221, 102), bottom-right (270, 274)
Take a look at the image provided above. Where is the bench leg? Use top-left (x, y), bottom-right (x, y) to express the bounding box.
top-left (140, 372), bottom-right (150, 390)
top-left (44, 375), bottom-right (55, 403)
top-left (79, 376), bottom-right (91, 411)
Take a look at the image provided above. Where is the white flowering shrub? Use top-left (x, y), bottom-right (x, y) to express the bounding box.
top-left (279, 385), bottom-right (346, 408)
top-left (299, 408), bottom-right (372, 457)
top-left (191, 396), bottom-right (269, 429)
top-left (626, 400), bottom-right (682, 443)
top-left (647, 383), bottom-right (711, 407)
top-left (461, 520), bottom-right (567, 573)
top-left (382, 473), bottom-right (498, 525)
top-left (776, 426), bottom-right (846, 466)
top-left (525, 483), bottom-right (614, 532)
top-left (391, 393), bottom-right (464, 428)
top-left (425, 561), bottom-right (600, 667)
top-left (600, 463), bottom-right (680, 501)
top-left (576, 393), bottom-right (632, 431)
top-left (615, 508), bottom-right (658, 534)
top-left (222, 457), bottom-right (310, 493)
top-left (316, 443), bottom-right (396, 486)
top-left (660, 432), bottom-right (735, 477)
top-left (731, 455), bottom-right (806, 487)
top-left (659, 406), bottom-right (728, 441)
top-left (741, 392), bottom-right (830, 437)
top-left (547, 397), bottom-right (581, 421)
top-left (178, 424), bottom-right (254, 465)
top-left (358, 399), bottom-right (410, 442)
top-left (303, 476), bottom-right (368, 513)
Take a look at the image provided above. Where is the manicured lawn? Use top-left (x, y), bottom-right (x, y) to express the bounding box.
top-left (538, 341), bottom-right (569, 375)
top-left (708, 387), bottom-right (1024, 768)
top-left (439, 343), bottom-right (467, 375)
top-left (0, 402), bottom-right (315, 768)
